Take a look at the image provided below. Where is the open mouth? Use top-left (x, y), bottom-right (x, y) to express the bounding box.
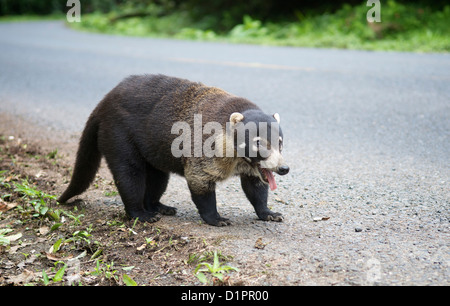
top-left (257, 163), bottom-right (277, 191)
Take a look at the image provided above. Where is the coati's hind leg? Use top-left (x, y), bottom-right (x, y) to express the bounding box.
top-left (143, 165), bottom-right (177, 216)
top-left (102, 145), bottom-right (160, 223)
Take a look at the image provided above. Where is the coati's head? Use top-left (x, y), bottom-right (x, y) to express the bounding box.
top-left (229, 110), bottom-right (289, 190)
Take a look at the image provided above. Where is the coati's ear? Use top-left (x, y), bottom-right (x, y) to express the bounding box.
top-left (229, 112), bottom-right (244, 128)
top-left (273, 113), bottom-right (280, 124)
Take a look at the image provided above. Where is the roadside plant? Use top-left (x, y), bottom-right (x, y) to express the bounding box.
top-left (13, 178), bottom-right (60, 221)
top-left (42, 261), bottom-right (67, 285)
top-left (194, 251), bottom-right (238, 285)
top-left (90, 260), bottom-right (119, 283)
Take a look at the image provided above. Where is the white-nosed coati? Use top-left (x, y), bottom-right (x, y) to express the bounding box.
top-left (58, 74), bottom-right (289, 226)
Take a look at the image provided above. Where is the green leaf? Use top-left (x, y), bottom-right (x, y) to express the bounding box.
top-left (42, 269), bottom-right (50, 285)
top-left (40, 206), bottom-right (49, 216)
top-left (122, 266), bottom-right (135, 271)
top-left (0, 231), bottom-right (22, 246)
top-left (90, 248), bottom-right (103, 260)
top-left (0, 237), bottom-right (9, 246)
top-left (123, 274), bottom-right (137, 286)
top-left (52, 238), bottom-right (63, 253)
top-left (195, 262), bottom-right (212, 273)
top-left (0, 229), bottom-right (13, 246)
top-left (47, 211), bottom-right (60, 222)
top-left (195, 272), bottom-right (208, 284)
top-left (221, 265), bottom-right (239, 272)
top-left (0, 229), bottom-right (13, 235)
top-left (213, 251), bottom-right (220, 271)
top-left (50, 223), bottom-right (63, 231)
top-left (53, 264), bottom-right (66, 282)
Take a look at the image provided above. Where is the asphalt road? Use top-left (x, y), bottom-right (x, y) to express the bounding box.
top-left (0, 21), bottom-right (449, 285)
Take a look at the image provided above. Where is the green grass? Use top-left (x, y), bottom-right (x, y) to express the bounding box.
top-left (0, 13), bottom-right (64, 23)
top-left (0, 173), bottom-right (60, 222)
top-left (65, 1), bottom-right (450, 53)
top-left (0, 168), bottom-right (135, 286)
top-left (1, 1), bottom-right (449, 52)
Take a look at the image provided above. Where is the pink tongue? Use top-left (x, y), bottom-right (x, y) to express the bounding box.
top-left (263, 169), bottom-right (277, 191)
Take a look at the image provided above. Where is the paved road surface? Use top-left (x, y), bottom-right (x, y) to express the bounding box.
top-left (0, 21), bottom-right (449, 285)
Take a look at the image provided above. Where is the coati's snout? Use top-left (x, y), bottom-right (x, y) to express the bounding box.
top-left (256, 148), bottom-right (289, 190)
top-left (255, 162), bottom-right (289, 191)
top-left (277, 165), bottom-right (290, 175)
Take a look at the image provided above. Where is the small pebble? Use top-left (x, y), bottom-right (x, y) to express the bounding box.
top-left (355, 227), bottom-right (363, 232)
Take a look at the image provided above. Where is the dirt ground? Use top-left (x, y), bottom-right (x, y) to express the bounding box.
top-left (0, 113), bottom-right (295, 286)
top-left (1, 113), bottom-right (449, 286)
top-left (0, 115), bottom-right (239, 286)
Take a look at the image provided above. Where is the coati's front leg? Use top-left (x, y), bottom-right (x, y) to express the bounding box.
top-left (187, 180), bottom-right (231, 226)
top-left (240, 174), bottom-right (283, 222)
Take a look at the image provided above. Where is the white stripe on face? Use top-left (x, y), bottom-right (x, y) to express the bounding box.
top-left (260, 148), bottom-right (284, 170)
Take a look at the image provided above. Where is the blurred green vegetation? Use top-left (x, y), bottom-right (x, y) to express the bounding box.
top-left (1, 0), bottom-right (449, 52)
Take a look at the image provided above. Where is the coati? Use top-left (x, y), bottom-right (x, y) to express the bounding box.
top-left (58, 74), bottom-right (289, 226)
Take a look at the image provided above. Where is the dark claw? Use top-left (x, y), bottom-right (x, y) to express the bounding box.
top-left (259, 211), bottom-right (283, 222)
top-left (129, 210), bottom-right (161, 223)
top-left (154, 202), bottom-right (177, 216)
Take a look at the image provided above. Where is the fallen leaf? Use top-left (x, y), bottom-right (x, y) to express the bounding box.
top-left (0, 198), bottom-right (18, 212)
top-left (136, 244), bottom-right (146, 251)
top-left (6, 232), bottom-right (22, 242)
top-left (274, 197), bottom-right (287, 204)
top-left (6, 269), bottom-right (36, 285)
top-left (0, 229), bottom-right (14, 246)
top-left (254, 237), bottom-right (267, 250)
top-left (46, 252), bottom-right (73, 262)
top-left (8, 242), bottom-right (32, 254)
top-left (313, 216), bottom-right (330, 222)
top-left (39, 226), bottom-right (50, 236)
top-left (2, 260), bottom-right (15, 269)
top-left (66, 272), bottom-right (81, 286)
top-left (17, 255), bottom-right (37, 269)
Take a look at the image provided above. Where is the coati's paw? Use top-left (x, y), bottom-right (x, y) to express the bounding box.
top-left (129, 210), bottom-right (161, 223)
top-left (202, 215), bottom-right (232, 227)
top-left (215, 216), bottom-right (232, 227)
top-left (258, 211), bottom-right (283, 222)
top-left (153, 202), bottom-right (177, 216)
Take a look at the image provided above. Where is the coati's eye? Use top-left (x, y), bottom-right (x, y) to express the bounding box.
top-left (252, 137), bottom-right (262, 151)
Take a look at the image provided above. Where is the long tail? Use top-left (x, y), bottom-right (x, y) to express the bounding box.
top-left (58, 114), bottom-right (101, 203)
